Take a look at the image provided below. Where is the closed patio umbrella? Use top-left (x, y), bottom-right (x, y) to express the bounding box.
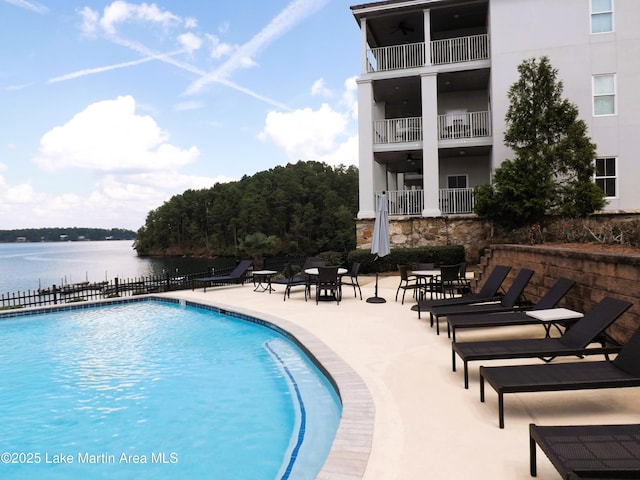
top-left (367, 192), bottom-right (390, 303)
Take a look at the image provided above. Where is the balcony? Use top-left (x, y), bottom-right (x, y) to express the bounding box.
top-left (383, 188), bottom-right (475, 216)
top-left (438, 111), bottom-right (491, 141)
top-left (373, 112), bottom-right (490, 146)
top-left (374, 117), bottom-right (422, 144)
top-left (366, 34), bottom-right (489, 73)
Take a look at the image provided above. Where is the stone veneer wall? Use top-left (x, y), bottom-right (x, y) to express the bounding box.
top-left (476, 244), bottom-right (640, 344)
top-left (356, 216), bottom-right (490, 262)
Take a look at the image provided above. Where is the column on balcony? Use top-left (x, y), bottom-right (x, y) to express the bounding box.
top-left (356, 78), bottom-right (379, 219)
top-left (423, 9), bottom-right (431, 66)
top-left (420, 72), bottom-right (441, 216)
top-left (359, 17), bottom-right (368, 74)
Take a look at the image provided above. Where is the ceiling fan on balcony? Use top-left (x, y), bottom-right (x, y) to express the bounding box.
top-left (390, 20), bottom-right (414, 36)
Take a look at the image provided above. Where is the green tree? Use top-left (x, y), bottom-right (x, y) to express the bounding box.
top-left (134, 161), bottom-right (359, 257)
top-left (474, 56), bottom-right (606, 230)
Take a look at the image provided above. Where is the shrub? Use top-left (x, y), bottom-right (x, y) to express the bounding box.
top-left (347, 246), bottom-right (466, 274)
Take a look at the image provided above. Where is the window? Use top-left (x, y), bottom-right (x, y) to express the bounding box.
top-left (591, 0), bottom-right (613, 33)
top-left (595, 157), bottom-right (616, 197)
top-left (593, 74), bottom-right (616, 115)
top-left (447, 175), bottom-right (467, 189)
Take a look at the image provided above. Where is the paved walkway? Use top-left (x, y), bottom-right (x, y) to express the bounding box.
top-left (164, 274), bottom-right (640, 479)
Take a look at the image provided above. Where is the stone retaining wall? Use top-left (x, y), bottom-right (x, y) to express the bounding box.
top-left (476, 244), bottom-right (640, 344)
top-left (357, 216), bottom-right (489, 262)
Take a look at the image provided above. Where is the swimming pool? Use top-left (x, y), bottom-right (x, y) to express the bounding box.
top-left (0, 298), bottom-right (341, 479)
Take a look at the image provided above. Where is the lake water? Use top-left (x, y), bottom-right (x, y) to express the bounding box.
top-left (0, 241), bottom-right (214, 294)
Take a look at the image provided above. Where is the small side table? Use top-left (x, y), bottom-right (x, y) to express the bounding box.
top-left (252, 270), bottom-right (276, 293)
top-left (526, 308), bottom-right (584, 337)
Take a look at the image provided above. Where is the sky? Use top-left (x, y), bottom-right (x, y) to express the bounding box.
top-left (0, 0), bottom-right (361, 231)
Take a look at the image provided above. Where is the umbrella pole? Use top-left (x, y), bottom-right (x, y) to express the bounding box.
top-left (366, 272), bottom-right (386, 303)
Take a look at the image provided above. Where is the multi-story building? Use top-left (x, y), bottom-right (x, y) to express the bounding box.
top-left (351, 0), bottom-right (640, 224)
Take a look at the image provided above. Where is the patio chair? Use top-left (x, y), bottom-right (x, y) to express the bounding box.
top-left (395, 264), bottom-right (423, 304)
top-left (428, 268), bottom-right (534, 335)
top-left (271, 263), bottom-right (309, 301)
top-left (480, 299), bottom-right (638, 429)
top-left (193, 259), bottom-right (253, 292)
top-left (453, 296), bottom-right (630, 389)
top-left (529, 423), bottom-right (640, 479)
top-left (415, 265), bottom-right (512, 319)
top-left (340, 262), bottom-right (362, 300)
top-left (315, 266), bottom-right (341, 305)
top-left (455, 262), bottom-right (472, 294)
top-left (430, 264), bottom-right (464, 301)
top-left (446, 277), bottom-right (576, 342)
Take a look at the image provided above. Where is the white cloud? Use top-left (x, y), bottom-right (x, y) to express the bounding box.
top-left (33, 95), bottom-right (200, 173)
top-left (174, 100), bottom-right (204, 111)
top-left (186, 0), bottom-right (330, 94)
top-left (0, 93), bottom-right (227, 229)
top-left (259, 77), bottom-right (359, 168)
top-left (311, 78), bottom-right (333, 98)
top-left (78, 6), bottom-right (99, 36)
top-left (259, 103), bottom-right (355, 166)
top-left (178, 32), bottom-right (202, 53)
top-left (206, 33), bottom-right (235, 60)
top-left (4, 0), bottom-right (48, 14)
top-left (6, 182), bottom-right (45, 204)
top-left (99, 1), bottom-right (181, 35)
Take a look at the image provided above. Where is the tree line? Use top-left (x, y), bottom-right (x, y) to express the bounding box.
top-left (0, 228), bottom-right (136, 243)
top-left (133, 161), bottom-right (359, 258)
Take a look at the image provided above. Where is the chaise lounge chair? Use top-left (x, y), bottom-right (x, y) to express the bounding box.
top-left (447, 277), bottom-right (576, 342)
top-left (529, 423), bottom-right (640, 479)
top-left (427, 268), bottom-right (534, 335)
top-left (480, 299), bottom-right (637, 428)
top-left (415, 265), bottom-right (512, 319)
top-left (271, 263), bottom-right (309, 301)
top-left (453, 296), bottom-right (630, 389)
top-left (193, 259), bottom-right (253, 292)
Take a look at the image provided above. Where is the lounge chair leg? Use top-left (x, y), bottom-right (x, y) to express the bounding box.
top-left (452, 348), bottom-right (456, 372)
top-left (480, 375), bottom-right (485, 402)
top-left (463, 362), bottom-right (469, 389)
top-left (529, 432), bottom-right (537, 477)
top-left (498, 393), bottom-right (504, 429)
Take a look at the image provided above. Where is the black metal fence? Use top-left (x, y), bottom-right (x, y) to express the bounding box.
top-left (0, 271), bottom-right (214, 310)
top-left (0, 257), bottom-right (314, 310)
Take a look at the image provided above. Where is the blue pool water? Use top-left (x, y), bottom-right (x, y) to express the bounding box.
top-left (0, 300), bottom-right (341, 479)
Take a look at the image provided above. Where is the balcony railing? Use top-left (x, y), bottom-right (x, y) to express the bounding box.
top-left (374, 117), bottom-right (422, 144)
top-left (367, 42), bottom-right (426, 73)
top-left (366, 34), bottom-right (489, 73)
top-left (438, 111), bottom-right (491, 140)
top-left (383, 188), bottom-right (475, 216)
top-left (430, 34), bottom-right (489, 66)
top-left (439, 188), bottom-right (475, 214)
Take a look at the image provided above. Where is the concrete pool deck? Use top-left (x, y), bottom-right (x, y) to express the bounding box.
top-left (164, 274), bottom-right (640, 480)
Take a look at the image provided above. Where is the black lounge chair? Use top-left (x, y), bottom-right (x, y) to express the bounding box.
top-left (271, 263), bottom-right (309, 301)
top-left (529, 423), bottom-right (640, 479)
top-left (447, 277), bottom-right (576, 342)
top-left (193, 260), bottom-right (253, 292)
top-left (415, 265), bottom-right (512, 319)
top-left (427, 268), bottom-right (534, 335)
top-left (480, 299), bottom-right (637, 429)
top-left (453, 296), bottom-right (630, 389)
